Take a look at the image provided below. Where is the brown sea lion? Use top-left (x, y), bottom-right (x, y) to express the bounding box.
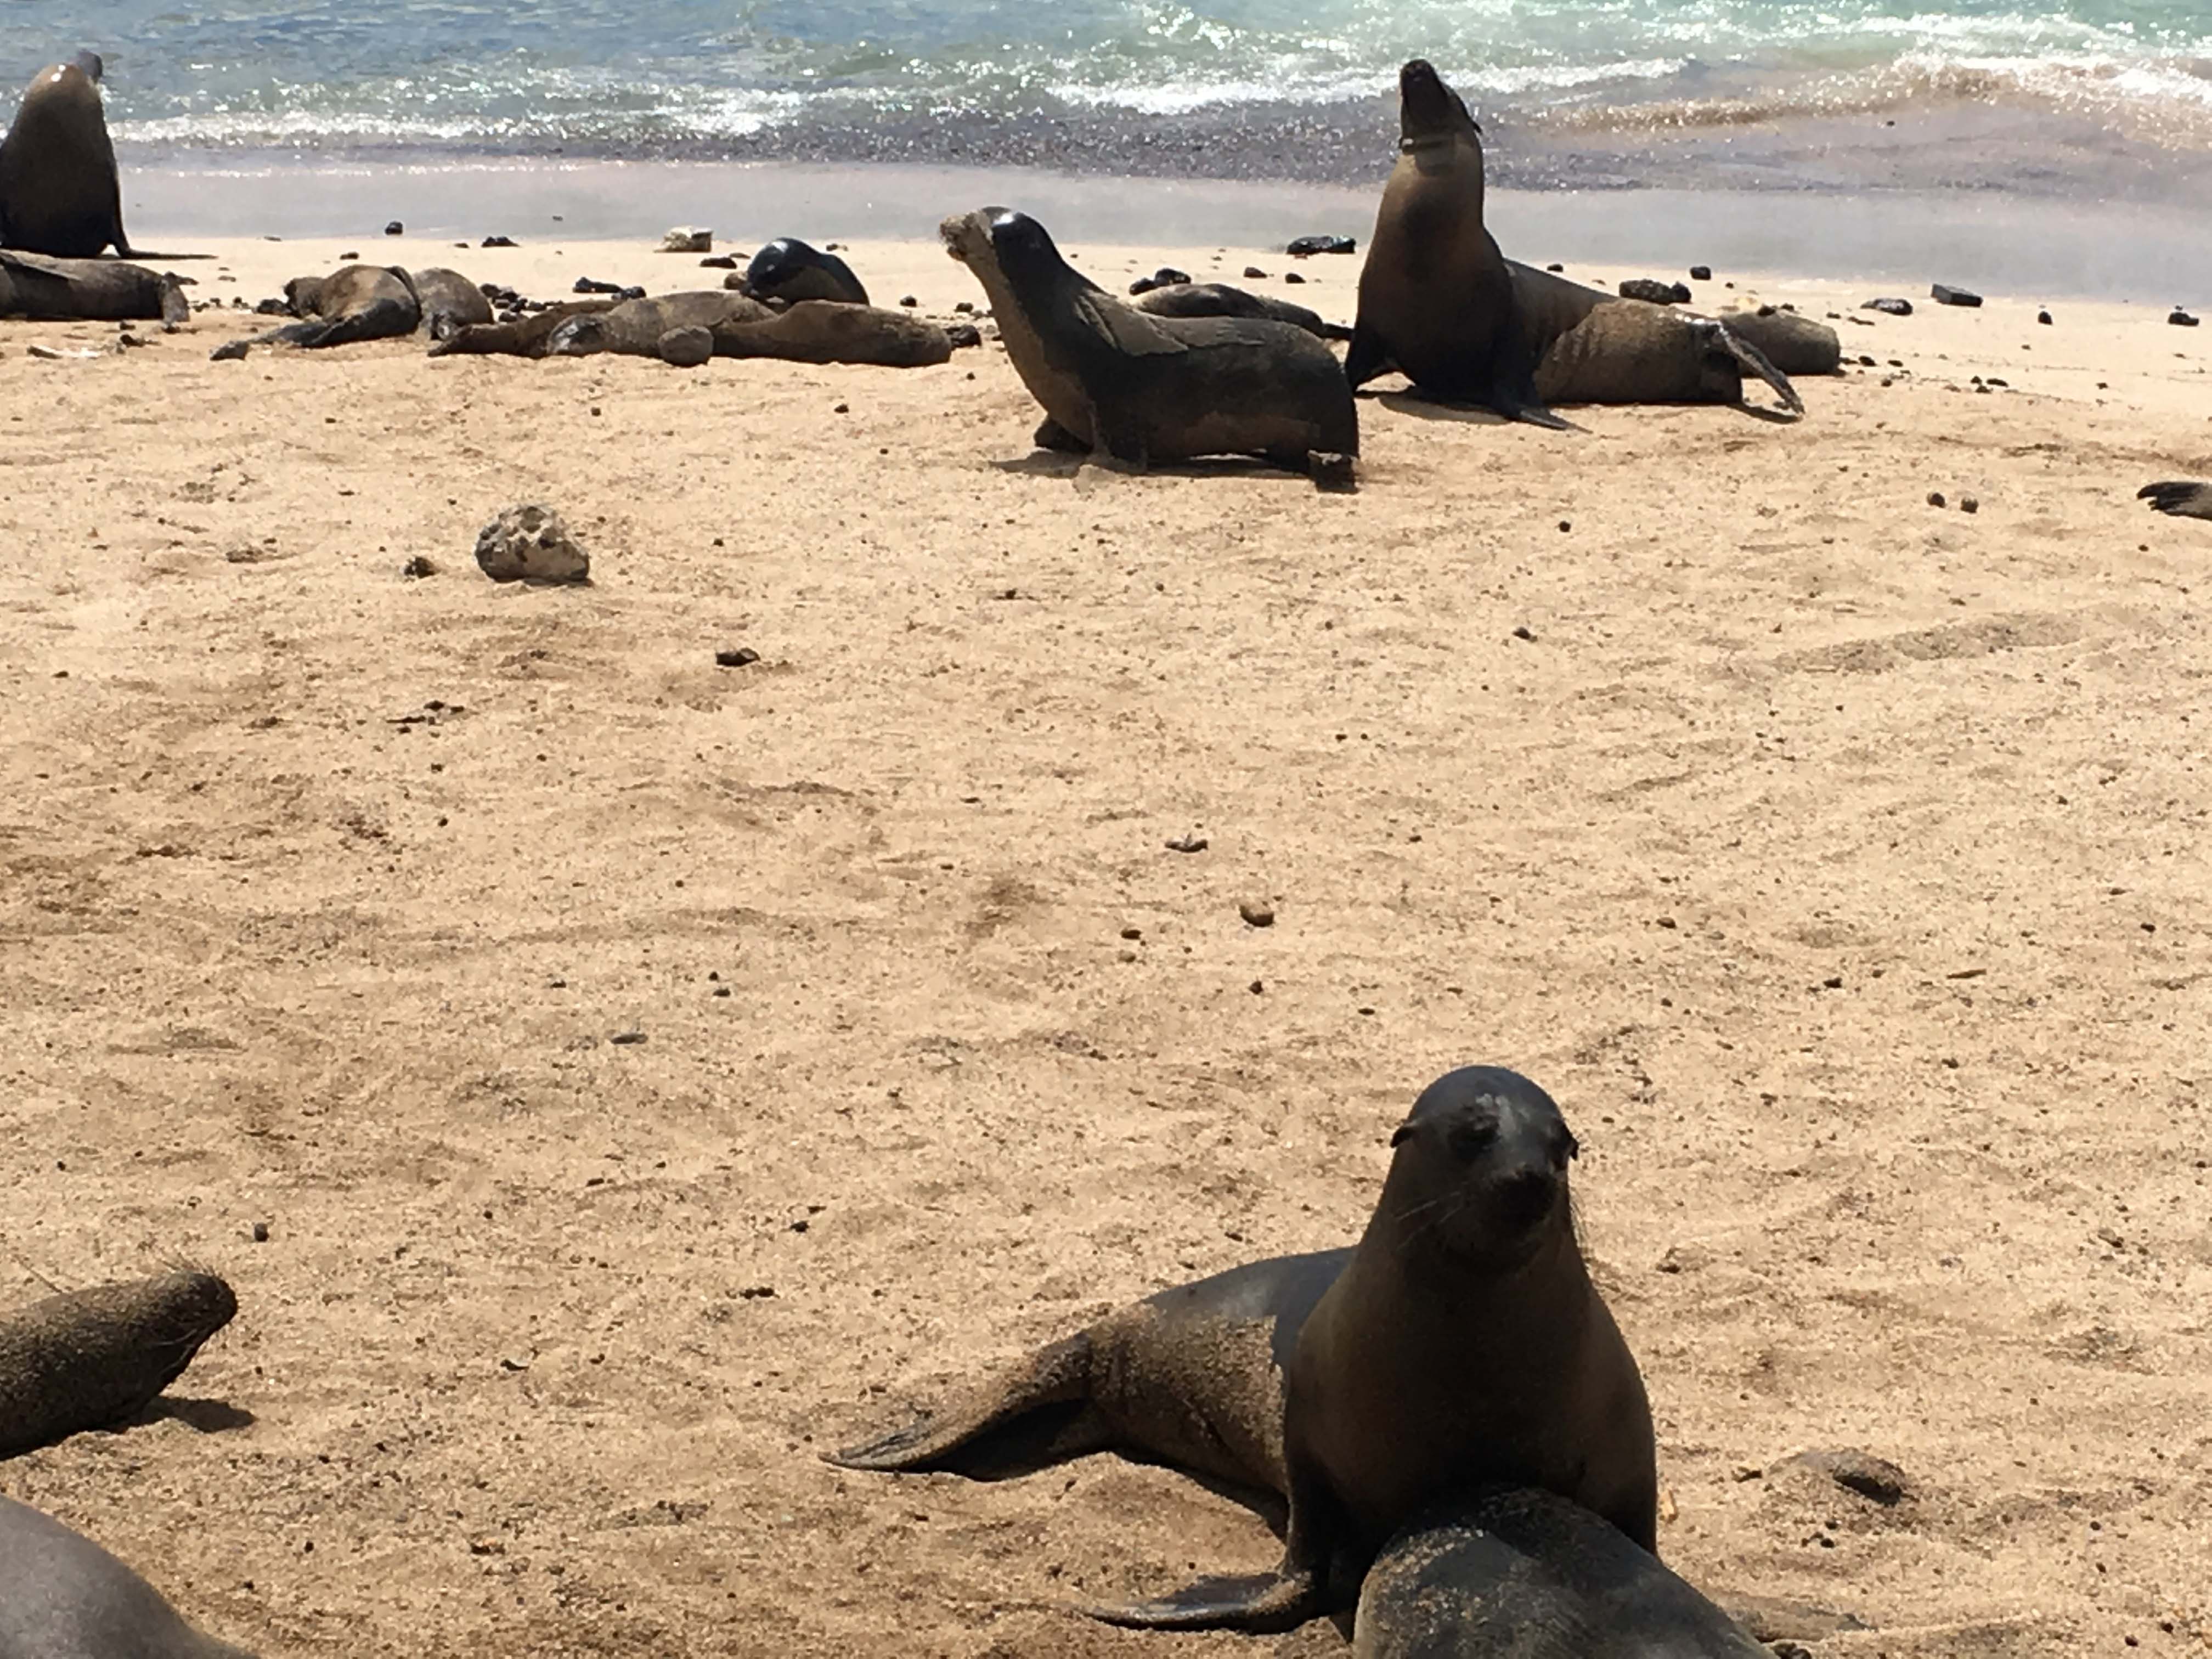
top-left (829, 1249), bottom-right (1347, 1500)
top-left (941, 206), bottom-right (1358, 484)
top-left (208, 264), bottom-right (417, 358)
top-left (1097, 1067), bottom-right (1655, 1633)
top-left (1352, 1488), bottom-right (1769, 1658)
top-left (0, 1269), bottom-right (236, 1458)
top-left (410, 266), bottom-right (493, 341)
top-left (2141, 481), bottom-right (2212, 519)
top-left (0, 250), bottom-right (184, 323)
top-left (1344, 60), bottom-right (1559, 427)
top-left (736, 236), bottom-right (868, 306)
top-left (541, 289), bottom-right (773, 357)
top-left (1506, 264), bottom-right (1802, 413)
top-left (1709, 304), bottom-right (1842, 376)
top-left (0, 52), bottom-right (132, 258)
top-left (427, 297), bottom-right (617, 359)
top-left (1131, 280), bottom-right (1351, 342)
top-left (0, 1496), bottom-right (257, 1659)
top-left (713, 298), bottom-right (955, 367)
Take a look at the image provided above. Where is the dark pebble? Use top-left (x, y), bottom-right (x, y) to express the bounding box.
top-left (715, 647), bottom-right (761, 668)
top-left (1243, 266), bottom-right (1268, 279)
top-left (1618, 278), bottom-right (1691, 305)
top-left (1165, 835), bottom-right (1209, 853)
top-left (610, 1030), bottom-right (646, 1045)
top-left (1120, 926), bottom-right (1142, 941)
top-left (1558, 520), bottom-right (1571, 532)
top-left (699, 254), bottom-right (736, 268)
top-left (573, 276), bottom-right (627, 295)
top-left (481, 235), bottom-right (517, 248)
top-left (953, 300), bottom-right (973, 313)
top-left (1960, 495), bottom-right (1979, 513)
top-left (1285, 234), bottom-right (1354, 257)
top-left (1927, 491), bottom-right (1946, 507)
top-left (1864, 297), bottom-right (1913, 315)
top-left (1545, 263), bottom-right (1564, 273)
top-left (1283, 271), bottom-right (1305, 285)
top-left (1512, 625), bottom-right (1536, 641)
top-left (946, 323), bottom-right (981, 348)
top-left (1689, 264), bottom-right (1712, 280)
top-left (1931, 283), bottom-right (1982, 307)
top-left (1782, 1448), bottom-right (1912, 1506)
top-left (401, 555), bottom-right (437, 579)
top-left (899, 295), bottom-right (917, 307)
top-left (1239, 900), bottom-right (1276, 928)
top-left (2170, 309), bottom-right (2200, 327)
top-left (251, 1221), bottom-right (271, 1243)
top-left (340, 251), bottom-right (358, 261)
top-left (2036, 309), bottom-right (2052, 324)
top-left (384, 221), bottom-right (403, 235)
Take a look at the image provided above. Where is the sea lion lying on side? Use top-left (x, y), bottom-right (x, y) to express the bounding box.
top-left (2140, 481), bottom-right (2212, 520)
top-left (540, 290), bottom-right (953, 366)
top-left (1352, 1488), bottom-right (1770, 1658)
top-left (0, 52), bottom-right (133, 258)
top-left (1708, 304), bottom-right (1842, 376)
top-left (1130, 281), bottom-right (1351, 342)
top-left (0, 1496), bottom-right (257, 1659)
top-left (941, 206), bottom-right (1358, 484)
top-left (209, 264), bottom-right (490, 358)
top-left (428, 297), bottom-right (618, 358)
top-left (0, 250), bottom-right (184, 323)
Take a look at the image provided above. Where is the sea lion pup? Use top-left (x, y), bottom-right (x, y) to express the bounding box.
top-left (828, 1249), bottom-right (1348, 1497)
top-left (0, 250), bottom-right (184, 323)
top-left (1508, 264), bottom-right (1802, 413)
top-left (0, 1496), bottom-right (258, 1659)
top-left (207, 264), bottom-right (422, 358)
top-left (1098, 1066), bottom-right (1655, 1633)
top-left (1344, 60), bottom-right (1559, 427)
top-left (738, 236), bottom-right (868, 306)
top-left (1131, 280), bottom-right (1351, 342)
top-left (0, 1269), bottom-right (236, 1458)
top-left (0, 52), bottom-right (133, 258)
top-left (2140, 481), bottom-right (2212, 520)
top-left (409, 266), bottom-right (493, 341)
top-left (1352, 1488), bottom-right (1769, 1659)
top-left (941, 206), bottom-right (1358, 483)
top-left (543, 289), bottom-right (774, 357)
top-left (714, 298), bottom-right (955, 367)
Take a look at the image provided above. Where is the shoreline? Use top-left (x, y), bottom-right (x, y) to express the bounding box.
top-left (125, 157), bottom-right (2212, 305)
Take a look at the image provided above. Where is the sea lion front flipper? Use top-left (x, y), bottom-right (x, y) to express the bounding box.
top-left (2140, 481), bottom-right (2212, 519)
top-left (1342, 321), bottom-right (1391, 390)
top-left (1086, 1567), bottom-right (1323, 1633)
top-left (1487, 315), bottom-right (1572, 430)
top-left (1032, 415), bottom-right (1088, 453)
top-left (1070, 287), bottom-right (1186, 358)
top-left (823, 1330), bottom-right (1115, 1477)
top-left (1700, 320), bottom-right (1803, 415)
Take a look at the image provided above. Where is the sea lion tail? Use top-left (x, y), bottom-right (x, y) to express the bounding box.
top-left (1705, 320), bottom-right (1803, 416)
top-left (2139, 481), bottom-right (2212, 518)
top-left (821, 1331), bottom-right (1111, 1476)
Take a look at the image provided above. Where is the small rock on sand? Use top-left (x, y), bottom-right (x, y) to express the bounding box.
top-left (1931, 283), bottom-right (1982, 307)
top-left (1286, 235), bottom-right (1355, 257)
top-left (384, 220), bottom-right (403, 235)
top-left (1689, 264), bottom-right (1712, 280)
top-left (2170, 308), bottom-right (2200, 327)
top-left (1864, 297), bottom-right (1913, 315)
top-left (1619, 278), bottom-right (1691, 305)
top-left (475, 503), bottom-right (591, 584)
top-left (661, 226), bottom-right (713, 253)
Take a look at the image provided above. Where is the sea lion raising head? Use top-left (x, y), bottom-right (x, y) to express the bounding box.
top-left (0, 50), bottom-right (134, 258)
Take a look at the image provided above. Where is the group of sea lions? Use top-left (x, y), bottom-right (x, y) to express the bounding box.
top-left (828, 1066), bottom-right (1796, 1652)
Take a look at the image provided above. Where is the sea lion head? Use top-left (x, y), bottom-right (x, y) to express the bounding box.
top-left (1380, 1066), bottom-right (1578, 1268)
top-left (744, 237), bottom-right (813, 296)
top-left (1397, 59), bottom-right (1481, 152)
top-left (942, 207), bottom-right (1077, 294)
top-left (67, 50), bottom-right (103, 84)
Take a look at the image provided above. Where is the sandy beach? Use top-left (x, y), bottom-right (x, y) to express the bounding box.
top-left (3, 211), bottom-right (2210, 1659)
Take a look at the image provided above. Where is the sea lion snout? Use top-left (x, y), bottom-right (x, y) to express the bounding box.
top-left (1396, 58), bottom-right (1480, 143)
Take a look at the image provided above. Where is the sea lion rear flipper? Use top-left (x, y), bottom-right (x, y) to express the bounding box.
top-left (823, 1330), bottom-right (1114, 1477)
top-left (1700, 320), bottom-right (1803, 415)
top-left (1342, 321), bottom-right (1390, 390)
top-left (2140, 481), bottom-right (2212, 518)
top-left (1086, 1568), bottom-right (1323, 1633)
top-left (1488, 321), bottom-right (1572, 430)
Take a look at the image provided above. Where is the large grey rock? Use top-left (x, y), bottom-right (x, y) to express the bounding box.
top-left (475, 504), bottom-right (590, 584)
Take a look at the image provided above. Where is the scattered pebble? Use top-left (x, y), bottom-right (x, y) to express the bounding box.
top-left (1238, 900), bottom-right (1276, 928)
top-left (1558, 520), bottom-right (1571, 532)
top-left (661, 226), bottom-right (713, 253)
top-left (1960, 495), bottom-right (1979, 513)
top-left (1164, 834), bottom-right (1208, 853)
top-left (475, 501), bottom-right (591, 584)
top-left (1286, 234), bottom-right (1354, 257)
top-left (715, 647), bottom-right (761, 668)
top-left (401, 555), bottom-right (437, 579)
top-left (946, 323), bottom-right (981, 349)
top-left (1243, 266), bottom-right (1268, 279)
top-left (481, 235), bottom-right (517, 248)
top-left (1778, 1448), bottom-right (1912, 1506)
top-left (1127, 267), bottom-right (1192, 295)
top-left (2036, 309), bottom-right (2052, 324)
top-left (1282, 271), bottom-right (1305, 285)
top-left (1689, 264), bottom-right (1712, 280)
top-left (1927, 491), bottom-right (1946, 507)
top-left (898, 295), bottom-right (917, 307)
top-left (699, 254), bottom-right (736, 268)
top-left (384, 220), bottom-right (403, 235)
top-left (2170, 309), bottom-right (2200, 328)
top-left (953, 300), bottom-right (973, 313)
top-left (1545, 262), bottom-right (1564, 273)
top-left (610, 1029), bottom-right (646, 1046)
top-left (1864, 297), bottom-right (1912, 316)
top-left (1931, 283), bottom-right (1982, 307)
top-left (1512, 625), bottom-right (1536, 641)
top-left (833, 402), bottom-right (849, 414)
top-left (250, 1221), bottom-right (271, 1243)
top-left (1618, 278), bottom-right (1690, 305)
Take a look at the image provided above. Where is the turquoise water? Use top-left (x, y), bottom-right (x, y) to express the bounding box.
top-left (3, 0), bottom-right (2209, 181)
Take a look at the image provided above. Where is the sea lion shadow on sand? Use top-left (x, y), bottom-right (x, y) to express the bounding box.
top-left (135, 1394), bottom-right (256, 1435)
top-left (990, 449), bottom-right (1340, 487)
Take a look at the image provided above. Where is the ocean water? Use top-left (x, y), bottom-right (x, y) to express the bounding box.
top-left (4, 0), bottom-right (2211, 194)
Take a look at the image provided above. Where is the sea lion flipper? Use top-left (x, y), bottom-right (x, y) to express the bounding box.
top-left (1071, 287), bottom-right (1185, 358)
top-left (2140, 481), bottom-right (2212, 518)
top-left (1342, 321), bottom-right (1390, 390)
top-left (823, 1331), bottom-right (1111, 1476)
top-left (1086, 1568), bottom-right (1322, 1633)
top-left (1700, 320), bottom-right (1803, 415)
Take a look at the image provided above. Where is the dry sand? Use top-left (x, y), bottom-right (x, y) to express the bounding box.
top-left (2, 227), bottom-right (2209, 1659)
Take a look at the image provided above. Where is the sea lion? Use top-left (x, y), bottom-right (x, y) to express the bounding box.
top-left (941, 206), bottom-right (1358, 482)
top-left (1098, 1066), bottom-right (1655, 1633)
top-left (208, 264), bottom-right (419, 358)
top-left (738, 237), bottom-right (868, 306)
top-left (1351, 1487), bottom-right (1768, 1658)
top-left (1131, 280), bottom-right (1351, 342)
top-left (713, 298), bottom-right (955, 368)
top-left (0, 250), bottom-right (184, 323)
top-left (543, 290), bottom-right (774, 357)
top-left (2140, 481), bottom-right (2212, 520)
top-left (428, 297), bottom-right (616, 359)
top-left (0, 52), bottom-right (133, 258)
top-left (409, 266), bottom-right (493, 341)
top-left (1708, 304), bottom-right (1842, 376)
top-left (0, 1496), bottom-right (257, 1659)
top-left (828, 1249), bottom-right (1348, 1499)
top-left (1506, 266), bottom-right (1802, 413)
top-left (0, 1269), bottom-right (236, 1458)
top-left (1344, 60), bottom-right (1558, 427)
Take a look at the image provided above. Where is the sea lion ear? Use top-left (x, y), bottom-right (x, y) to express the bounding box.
top-left (1389, 1121), bottom-right (1417, 1147)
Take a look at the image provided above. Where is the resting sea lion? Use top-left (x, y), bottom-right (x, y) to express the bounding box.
top-left (1505, 263), bottom-right (1801, 412)
top-left (0, 1269), bottom-right (236, 1457)
top-left (1709, 304), bottom-right (1842, 376)
top-left (1344, 60), bottom-right (1557, 427)
top-left (1352, 1488), bottom-right (1768, 1658)
top-left (2140, 481), bottom-right (2212, 520)
top-left (544, 290), bottom-right (773, 357)
top-left (428, 297), bottom-right (616, 359)
top-left (0, 250), bottom-right (183, 323)
top-left (738, 237), bottom-right (868, 306)
top-left (830, 1249), bottom-right (1347, 1498)
top-left (410, 266), bottom-right (493, 341)
top-left (0, 1496), bottom-right (257, 1659)
top-left (714, 298), bottom-right (955, 367)
top-left (0, 52), bottom-right (132, 258)
top-left (1131, 280), bottom-right (1351, 342)
top-left (1099, 1066), bottom-right (1655, 1633)
top-left (941, 206), bottom-right (1358, 483)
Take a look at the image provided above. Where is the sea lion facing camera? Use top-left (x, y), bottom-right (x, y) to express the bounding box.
top-left (1097, 1067), bottom-right (1655, 1633)
top-left (1345, 60), bottom-right (1558, 427)
top-left (0, 52), bottom-right (133, 258)
top-left (941, 206), bottom-right (1358, 483)
top-left (738, 237), bottom-right (868, 306)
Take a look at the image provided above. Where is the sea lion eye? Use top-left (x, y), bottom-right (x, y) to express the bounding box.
top-left (1447, 1122), bottom-right (1497, 1164)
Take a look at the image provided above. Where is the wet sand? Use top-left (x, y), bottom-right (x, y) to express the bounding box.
top-left (2, 224), bottom-right (2209, 1659)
